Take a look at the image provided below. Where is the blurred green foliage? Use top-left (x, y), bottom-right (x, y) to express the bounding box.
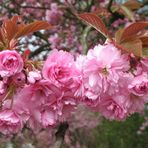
top-left (94, 114), bottom-right (148, 148)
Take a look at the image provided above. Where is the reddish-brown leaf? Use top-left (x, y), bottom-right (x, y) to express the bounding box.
top-left (115, 28), bottom-right (124, 43)
top-left (94, 8), bottom-right (111, 18)
top-left (123, 0), bottom-right (142, 10)
top-left (9, 39), bottom-right (18, 50)
top-left (120, 38), bottom-right (142, 57)
top-left (15, 21), bottom-right (53, 39)
top-left (0, 16), bottom-right (53, 50)
top-left (11, 15), bottom-right (22, 23)
top-left (2, 20), bottom-right (17, 41)
top-left (0, 29), bottom-right (5, 44)
top-left (2, 15), bottom-right (23, 42)
top-left (140, 37), bottom-right (148, 46)
top-left (78, 13), bottom-right (112, 39)
top-left (120, 22), bottom-right (148, 42)
top-left (138, 30), bottom-right (148, 39)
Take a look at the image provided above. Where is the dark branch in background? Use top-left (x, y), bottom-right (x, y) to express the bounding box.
top-left (107, 0), bottom-right (113, 13)
top-left (2, 1), bottom-right (20, 17)
top-left (53, 122), bottom-right (69, 148)
top-left (107, 0), bottom-right (124, 23)
top-left (86, 0), bottom-right (94, 12)
top-left (29, 44), bottom-right (50, 58)
top-left (18, 5), bottom-right (50, 10)
top-left (33, 32), bottom-right (49, 43)
top-left (143, 0), bottom-right (148, 5)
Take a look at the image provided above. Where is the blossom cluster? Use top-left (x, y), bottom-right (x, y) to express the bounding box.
top-left (0, 42), bottom-right (147, 135)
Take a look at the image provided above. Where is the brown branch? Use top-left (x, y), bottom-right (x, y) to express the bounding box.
top-left (29, 44), bottom-right (50, 58)
top-left (53, 122), bottom-right (69, 148)
top-left (19, 5), bottom-right (50, 10)
top-left (107, 0), bottom-right (113, 13)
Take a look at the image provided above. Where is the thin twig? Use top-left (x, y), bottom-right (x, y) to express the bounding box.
top-left (81, 26), bottom-right (92, 54)
top-left (19, 5), bottom-right (50, 10)
top-left (29, 44), bottom-right (50, 58)
top-left (107, 0), bottom-right (113, 13)
top-left (53, 122), bottom-right (69, 148)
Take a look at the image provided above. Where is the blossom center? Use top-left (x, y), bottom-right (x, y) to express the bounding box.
top-left (101, 67), bottom-right (108, 75)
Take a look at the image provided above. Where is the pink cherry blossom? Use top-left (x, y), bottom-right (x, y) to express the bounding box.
top-left (27, 70), bottom-right (42, 84)
top-left (41, 107), bottom-right (57, 127)
top-left (12, 80), bottom-right (54, 129)
top-left (0, 50), bottom-right (24, 77)
top-left (42, 49), bottom-right (76, 88)
top-left (45, 3), bottom-right (63, 25)
top-left (124, 94), bottom-right (147, 114)
top-left (0, 81), bottom-right (6, 95)
top-left (12, 80), bottom-right (77, 129)
top-left (141, 58), bottom-right (148, 72)
top-left (11, 72), bottom-right (26, 87)
top-left (0, 109), bottom-right (22, 134)
top-left (97, 94), bottom-right (128, 121)
top-left (42, 50), bottom-right (85, 99)
top-left (73, 55), bottom-right (86, 98)
top-left (83, 43), bottom-right (130, 101)
top-left (0, 0), bottom-right (147, 138)
top-left (128, 73), bottom-right (148, 96)
top-left (48, 34), bottom-right (61, 49)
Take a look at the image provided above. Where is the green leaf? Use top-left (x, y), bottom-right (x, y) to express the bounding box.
top-left (120, 38), bottom-right (142, 57)
top-left (120, 5), bottom-right (135, 22)
top-left (142, 47), bottom-right (148, 57)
